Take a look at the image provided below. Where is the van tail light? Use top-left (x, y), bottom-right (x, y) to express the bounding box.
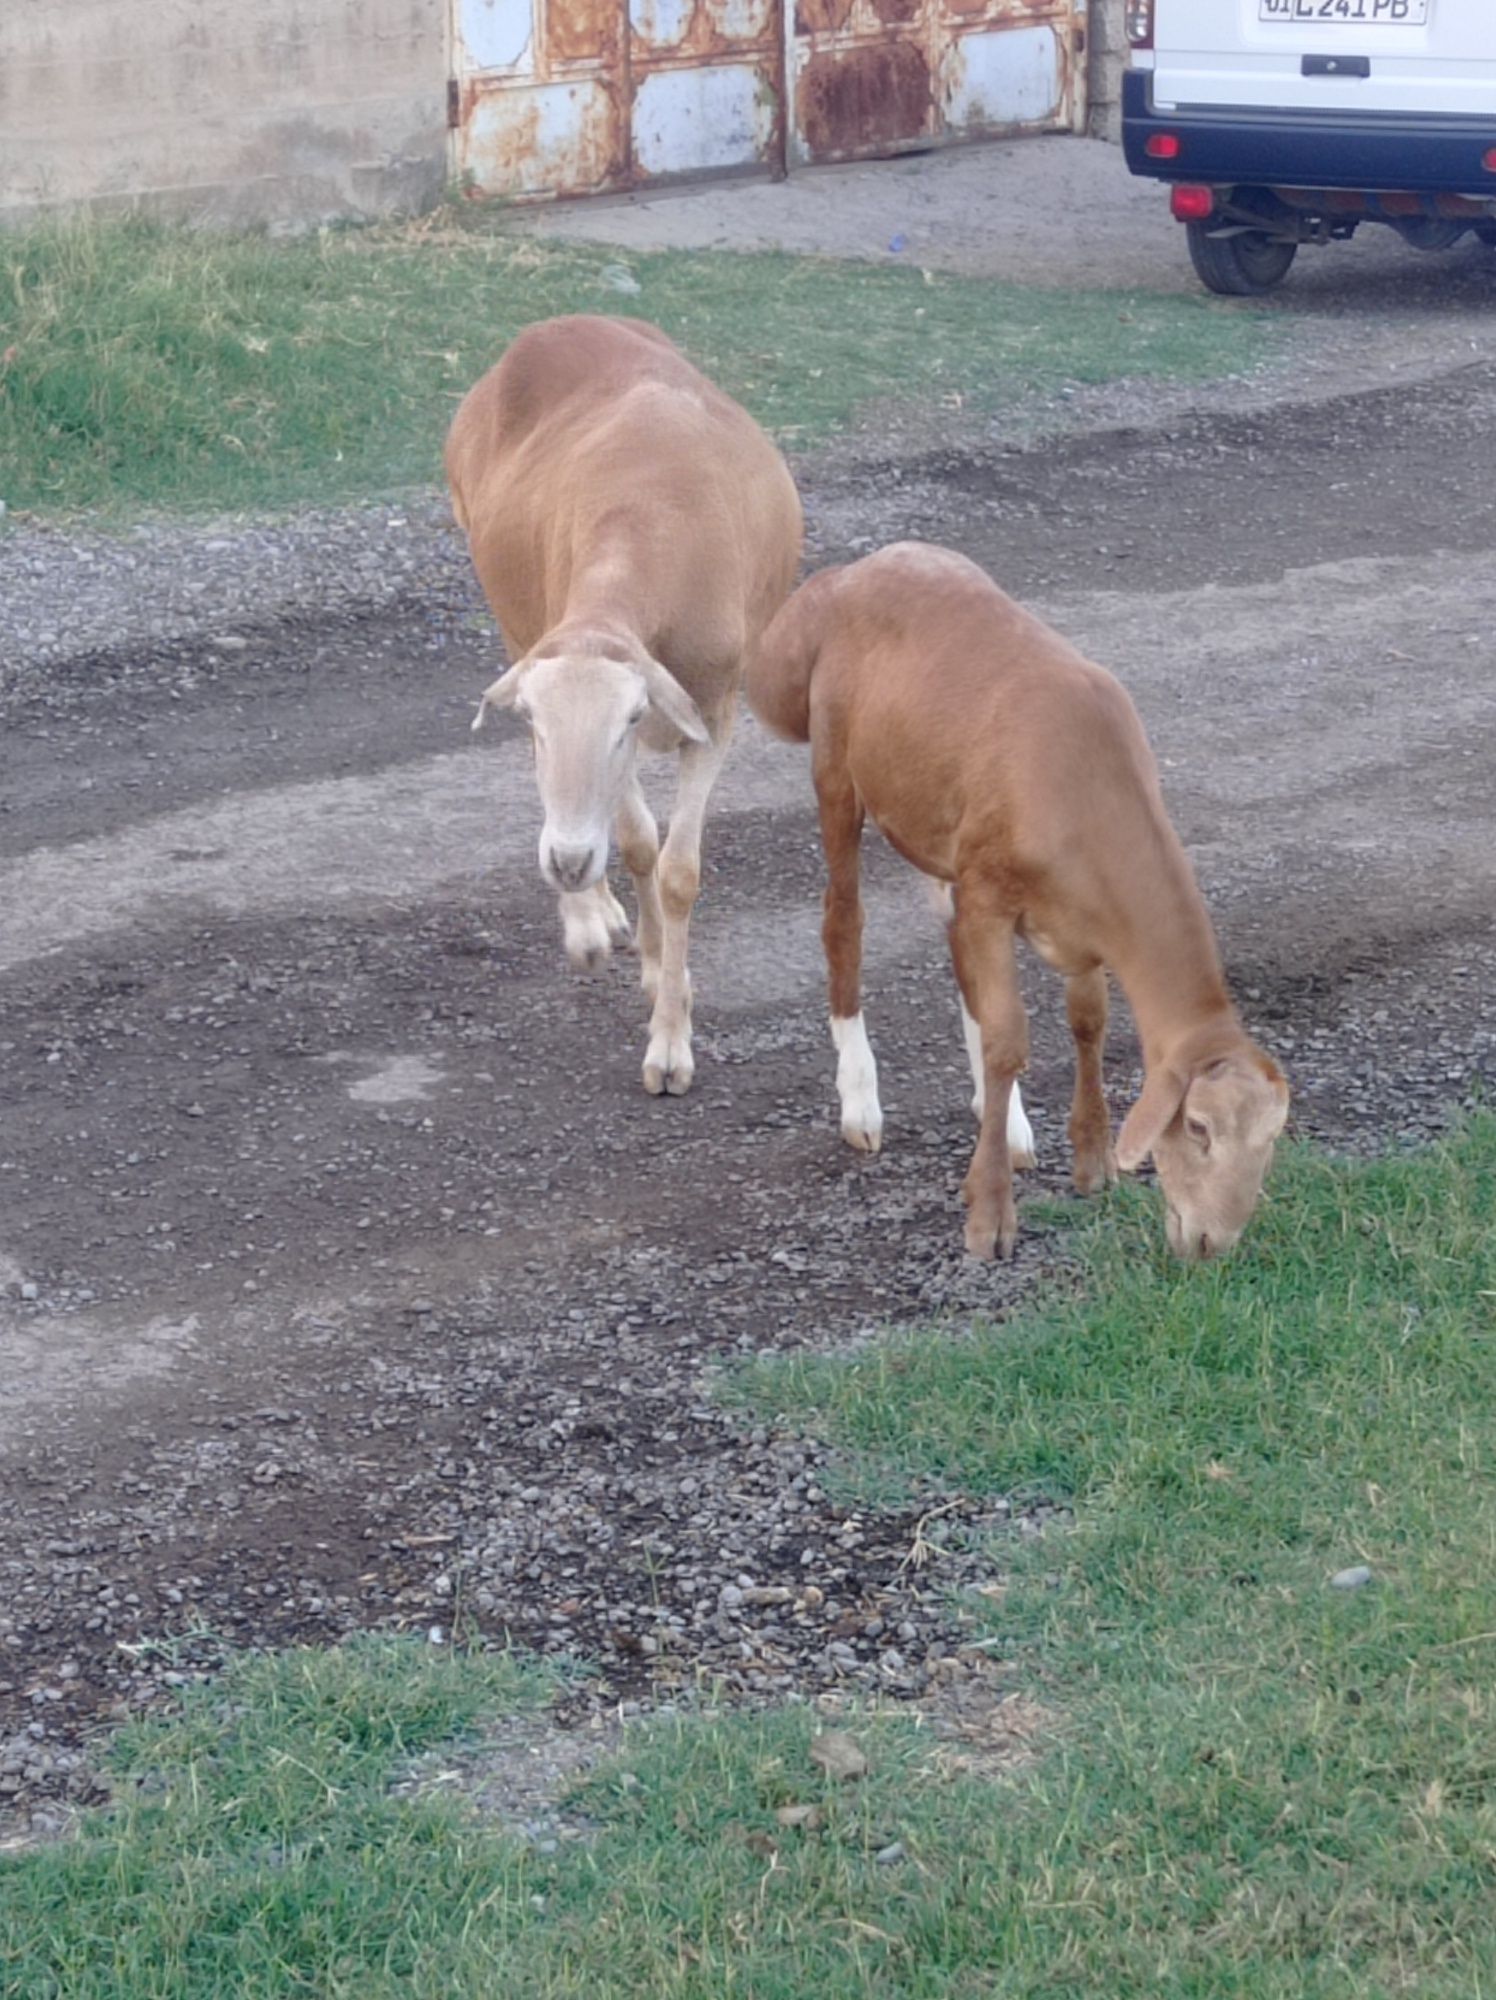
top-left (1126, 2), bottom-right (1155, 47)
top-left (1145, 134), bottom-right (1181, 161)
top-left (1171, 185), bottom-right (1216, 222)
top-left (1483, 147), bottom-right (1496, 172)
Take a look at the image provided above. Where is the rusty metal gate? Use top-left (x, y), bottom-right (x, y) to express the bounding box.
top-left (450, 0), bottom-right (785, 198)
top-left (450, 0), bottom-right (1086, 198)
top-left (793, 0), bottom-right (1085, 166)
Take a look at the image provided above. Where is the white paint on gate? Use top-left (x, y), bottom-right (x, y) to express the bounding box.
top-left (456, 0), bottom-right (534, 73)
top-left (632, 65), bottom-right (774, 176)
top-left (942, 23), bottom-right (1065, 132)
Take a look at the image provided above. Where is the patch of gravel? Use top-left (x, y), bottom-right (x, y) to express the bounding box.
top-left (6, 329), bottom-right (1490, 721)
top-left (0, 498), bottom-right (475, 708)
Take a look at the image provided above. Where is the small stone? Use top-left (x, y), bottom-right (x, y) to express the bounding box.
top-left (1330, 1565), bottom-right (1373, 1591)
top-left (875, 1841), bottom-right (906, 1866)
top-left (775, 1803), bottom-right (824, 1831)
top-left (809, 1730), bottom-right (868, 1782)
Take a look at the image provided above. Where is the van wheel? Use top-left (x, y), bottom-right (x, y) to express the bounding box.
top-left (1186, 225), bottom-right (1298, 296)
top-left (1395, 218), bottom-right (1468, 252)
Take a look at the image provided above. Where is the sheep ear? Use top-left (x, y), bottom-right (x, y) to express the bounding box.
top-left (639, 657), bottom-right (709, 745)
top-left (1116, 1065), bottom-right (1187, 1172)
top-left (471, 665), bottom-right (523, 732)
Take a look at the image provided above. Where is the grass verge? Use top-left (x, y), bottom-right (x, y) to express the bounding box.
top-left (739, 1117), bottom-right (1496, 1993)
top-left (0, 213), bottom-right (1275, 518)
top-left (4, 1123), bottom-right (1491, 1995)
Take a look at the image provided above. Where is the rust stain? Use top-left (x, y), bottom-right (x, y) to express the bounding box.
top-left (797, 39), bottom-right (931, 160)
top-left (548, 0), bottom-right (624, 65)
top-left (868, 0), bottom-right (922, 26)
top-left (794, 0), bottom-right (855, 34)
top-left (458, 75), bottom-right (629, 197)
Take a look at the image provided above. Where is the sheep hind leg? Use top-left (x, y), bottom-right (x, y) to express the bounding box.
top-left (821, 776), bottom-right (880, 1153)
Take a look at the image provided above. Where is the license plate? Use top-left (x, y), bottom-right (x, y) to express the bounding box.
top-left (1260, 0), bottom-right (1428, 21)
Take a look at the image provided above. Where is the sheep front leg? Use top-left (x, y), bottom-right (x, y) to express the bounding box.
top-left (947, 891), bottom-right (1027, 1260)
top-left (642, 732), bottom-right (729, 1097)
top-left (1066, 966), bottom-right (1117, 1195)
top-left (819, 773), bottom-right (880, 1153)
top-left (959, 997), bottom-right (1036, 1168)
top-left (931, 878), bottom-right (1034, 1166)
top-left (617, 778), bottom-right (664, 999)
top-left (559, 882), bottom-right (632, 973)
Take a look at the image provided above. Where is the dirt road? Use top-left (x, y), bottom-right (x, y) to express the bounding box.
top-left (2, 167), bottom-right (1494, 1824)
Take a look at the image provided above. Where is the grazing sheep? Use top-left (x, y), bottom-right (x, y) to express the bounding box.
top-left (450, 315), bottom-right (803, 1096)
top-left (748, 542), bottom-right (1289, 1260)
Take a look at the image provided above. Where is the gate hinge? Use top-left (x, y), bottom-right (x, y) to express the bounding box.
top-left (447, 77), bottom-right (461, 129)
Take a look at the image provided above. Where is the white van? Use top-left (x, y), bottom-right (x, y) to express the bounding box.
top-left (1121, 0), bottom-right (1496, 292)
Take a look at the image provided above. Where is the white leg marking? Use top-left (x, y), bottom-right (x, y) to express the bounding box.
top-left (832, 1012), bottom-right (883, 1154)
top-left (961, 997), bottom-right (1035, 1168)
top-left (961, 996), bottom-right (985, 1119)
top-left (1007, 1079), bottom-right (1036, 1172)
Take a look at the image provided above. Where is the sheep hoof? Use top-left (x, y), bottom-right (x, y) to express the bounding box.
top-left (1072, 1146), bottom-right (1118, 1195)
top-left (643, 1035), bottom-right (694, 1097)
top-left (643, 1063), bottom-right (694, 1097)
top-left (601, 890), bottom-right (632, 949)
top-left (964, 1204), bottom-right (1018, 1261)
top-left (841, 1117), bottom-right (882, 1155)
top-left (964, 1216), bottom-right (997, 1261)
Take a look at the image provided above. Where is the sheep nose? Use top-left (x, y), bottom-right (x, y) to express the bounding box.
top-left (548, 844), bottom-right (596, 892)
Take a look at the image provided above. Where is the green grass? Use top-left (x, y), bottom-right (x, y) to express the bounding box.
top-left (4, 1124), bottom-right (1492, 1996)
top-left (0, 212), bottom-right (1275, 518)
top-left (738, 1118), bottom-right (1496, 1994)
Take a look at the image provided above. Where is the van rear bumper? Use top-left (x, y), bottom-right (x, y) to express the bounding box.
top-left (1122, 69), bottom-right (1496, 195)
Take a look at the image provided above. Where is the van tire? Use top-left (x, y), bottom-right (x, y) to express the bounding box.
top-left (1186, 225), bottom-right (1298, 296)
top-left (1395, 217), bottom-right (1468, 252)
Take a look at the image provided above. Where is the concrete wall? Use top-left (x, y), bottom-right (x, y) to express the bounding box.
top-left (0, 0), bottom-right (449, 229)
top-left (1087, 0), bottom-right (1127, 140)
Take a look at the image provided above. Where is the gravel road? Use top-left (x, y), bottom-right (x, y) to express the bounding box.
top-left (1, 144), bottom-right (1493, 1834)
